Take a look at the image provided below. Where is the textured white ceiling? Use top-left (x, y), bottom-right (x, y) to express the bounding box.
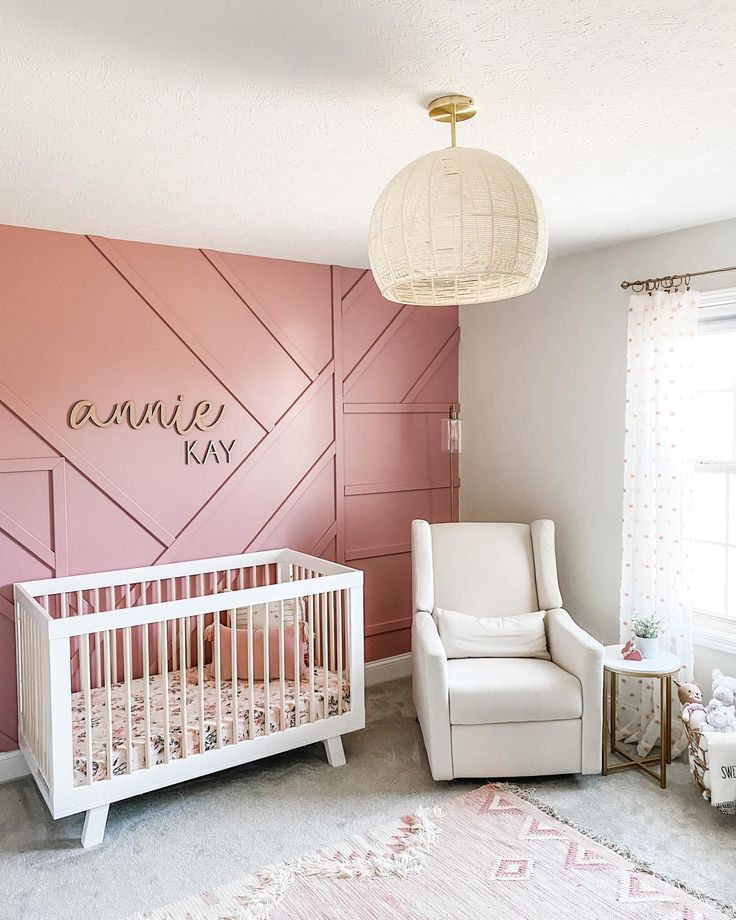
top-left (1, 1), bottom-right (735, 267)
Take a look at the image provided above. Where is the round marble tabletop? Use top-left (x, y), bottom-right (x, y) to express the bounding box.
top-left (603, 644), bottom-right (681, 677)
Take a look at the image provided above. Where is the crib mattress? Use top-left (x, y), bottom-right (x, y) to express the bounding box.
top-left (71, 666), bottom-right (350, 785)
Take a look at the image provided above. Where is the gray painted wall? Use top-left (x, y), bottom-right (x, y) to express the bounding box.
top-left (460, 216), bottom-right (736, 681)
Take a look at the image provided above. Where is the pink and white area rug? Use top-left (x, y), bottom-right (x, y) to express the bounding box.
top-left (131, 784), bottom-right (733, 920)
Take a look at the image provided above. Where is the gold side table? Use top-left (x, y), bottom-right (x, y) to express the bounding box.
top-left (602, 644), bottom-right (681, 789)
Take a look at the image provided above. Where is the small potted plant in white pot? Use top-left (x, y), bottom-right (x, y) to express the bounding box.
top-left (631, 613), bottom-right (662, 659)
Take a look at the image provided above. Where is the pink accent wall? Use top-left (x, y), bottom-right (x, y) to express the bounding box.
top-left (0, 225), bottom-right (458, 751)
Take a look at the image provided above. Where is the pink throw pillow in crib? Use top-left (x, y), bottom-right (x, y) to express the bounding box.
top-left (204, 623), bottom-right (307, 681)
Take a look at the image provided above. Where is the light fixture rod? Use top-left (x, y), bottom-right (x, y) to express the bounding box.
top-left (427, 95), bottom-right (476, 148)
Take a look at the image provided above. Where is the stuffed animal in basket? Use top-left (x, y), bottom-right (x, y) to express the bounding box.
top-left (712, 669), bottom-right (736, 707)
top-left (704, 698), bottom-right (736, 733)
top-left (676, 680), bottom-right (707, 731)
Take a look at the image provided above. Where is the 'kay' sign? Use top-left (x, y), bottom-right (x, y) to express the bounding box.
top-left (67, 397), bottom-right (235, 465)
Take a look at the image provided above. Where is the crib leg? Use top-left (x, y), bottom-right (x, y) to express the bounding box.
top-left (323, 736), bottom-right (346, 767)
top-left (81, 804), bottom-right (109, 848)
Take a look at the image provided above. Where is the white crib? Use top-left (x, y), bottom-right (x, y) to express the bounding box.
top-left (14, 549), bottom-right (364, 847)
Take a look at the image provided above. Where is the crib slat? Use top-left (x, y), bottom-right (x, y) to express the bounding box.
top-left (262, 596), bottom-right (270, 736)
top-left (294, 595), bottom-right (300, 729)
top-left (213, 578), bottom-right (222, 749)
top-left (308, 593), bottom-right (315, 722)
top-left (184, 577), bottom-right (192, 673)
top-left (81, 633), bottom-right (94, 784)
top-left (109, 589), bottom-right (119, 685)
top-left (230, 603), bottom-right (238, 745)
top-left (337, 590), bottom-right (343, 716)
top-left (169, 579), bottom-right (177, 671)
top-left (73, 590), bottom-right (83, 694)
top-left (143, 623), bottom-right (152, 769)
top-left (321, 593), bottom-right (329, 721)
top-left (103, 630), bottom-right (114, 779)
top-left (327, 591), bottom-right (337, 671)
top-left (247, 605), bottom-right (255, 740)
top-left (278, 600), bottom-right (286, 731)
top-left (154, 581), bottom-right (163, 675)
top-left (159, 619), bottom-right (170, 764)
top-left (93, 587), bottom-right (102, 690)
top-left (179, 617), bottom-right (188, 759)
top-left (123, 626), bottom-right (133, 774)
top-left (314, 583), bottom-right (321, 670)
top-left (197, 614), bottom-right (205, 754)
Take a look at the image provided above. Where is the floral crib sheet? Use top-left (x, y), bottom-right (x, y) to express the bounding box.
top-left (71, 666), bottom-right (350, 785)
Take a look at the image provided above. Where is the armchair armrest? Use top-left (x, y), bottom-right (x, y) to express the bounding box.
top-left (546, 608), bottom-right (604, 775)
top-left (412, 610), bottom-right (453, 780)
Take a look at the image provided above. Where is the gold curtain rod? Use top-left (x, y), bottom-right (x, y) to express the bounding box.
top-left (621, 265), bottom-right (736, 293)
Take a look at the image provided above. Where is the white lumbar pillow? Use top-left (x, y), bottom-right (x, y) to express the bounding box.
top-left (435, 607), bottom-right (550, 660)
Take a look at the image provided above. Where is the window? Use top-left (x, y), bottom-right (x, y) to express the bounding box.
top-left (693, 289), bottom-right (736, 640)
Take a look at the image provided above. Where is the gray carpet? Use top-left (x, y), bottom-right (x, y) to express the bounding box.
top-left (1, 677), bottom-right (734, 919)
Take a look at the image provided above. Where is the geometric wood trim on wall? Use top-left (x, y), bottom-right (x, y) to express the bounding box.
top-left (0, 223), bottom-right (458, 749)
top-left (339, 269), bottom-right (459, 661)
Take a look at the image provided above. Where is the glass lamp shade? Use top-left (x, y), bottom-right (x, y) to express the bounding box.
top-left (442, 417), bottom-right (462, 454)
top-left (369, 146), bottom-right (548, 306)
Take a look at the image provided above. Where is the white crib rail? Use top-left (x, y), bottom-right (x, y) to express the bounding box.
top-left (15, 549), bottom-right (364, 823)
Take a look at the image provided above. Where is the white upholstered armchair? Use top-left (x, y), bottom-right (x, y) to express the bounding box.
top-left (411, 520), bottom-right (603, 780)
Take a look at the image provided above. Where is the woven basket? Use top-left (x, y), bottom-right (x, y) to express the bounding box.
top-left (681, 704), bottom-right (736, 814)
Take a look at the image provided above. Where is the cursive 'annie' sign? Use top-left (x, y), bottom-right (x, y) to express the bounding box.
top-left (67, 397), bottom-right (236, 465)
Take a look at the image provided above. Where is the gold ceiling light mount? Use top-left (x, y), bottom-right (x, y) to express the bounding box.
top-left (368, 91), bottom-right (548, 306)
top-left (427, 94), bottom-right (476, 146)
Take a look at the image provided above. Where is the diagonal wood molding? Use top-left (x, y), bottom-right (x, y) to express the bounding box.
top-left (245, 444), bottom-right (336, 552)
top-left (343, 305), bottom-right (415, 393)
top-left (0, 508), bottom-right (55, 568)
top-left (311, 522), bottom-right (338, 557)
top-left (155, 364), bottom-right (335, 563)
top-left (402, 327), bottom-right (460, 404)
top-left (340, 269), bottom-right (372, 315)
top-left (201, 249), bottom-right (320, 384)
top-left (89, 236), bottom-right (278, 432)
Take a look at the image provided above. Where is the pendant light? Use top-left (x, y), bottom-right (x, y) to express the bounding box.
top-left (368, 95), bottom-right (548, 306)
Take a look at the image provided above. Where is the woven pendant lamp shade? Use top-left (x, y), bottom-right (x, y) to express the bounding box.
top-left (369, 146), bottom-right (548, 306)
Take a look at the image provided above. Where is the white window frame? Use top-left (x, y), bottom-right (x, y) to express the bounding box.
top-left (694, 287), bottom-right (736, 652)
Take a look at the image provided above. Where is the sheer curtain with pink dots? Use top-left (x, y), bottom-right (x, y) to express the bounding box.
top-left (617, 290), bottom-right (699, 757)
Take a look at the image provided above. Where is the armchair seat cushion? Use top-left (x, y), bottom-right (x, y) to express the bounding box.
top-left (447, 658), bottom-right (582, 725)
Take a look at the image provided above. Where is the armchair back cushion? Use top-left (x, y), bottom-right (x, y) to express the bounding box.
top-left (436, 607), bottom-right (550, 659)
top-left (425, 522), bottom-right (539, 617)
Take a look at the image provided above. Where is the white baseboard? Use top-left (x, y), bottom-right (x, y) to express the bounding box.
top-left (364, 652), bottom-right (412, 687)
top-left (0, 749), bottom-right (29, 784)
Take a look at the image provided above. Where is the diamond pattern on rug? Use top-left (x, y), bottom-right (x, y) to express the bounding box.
top-left (492, 858), bottom-right (534, 881)
top-left (131, 783), bottom-right (730, 920)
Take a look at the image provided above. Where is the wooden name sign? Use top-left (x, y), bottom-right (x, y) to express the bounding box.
top-left (67, 397), bottom-right (236, 464)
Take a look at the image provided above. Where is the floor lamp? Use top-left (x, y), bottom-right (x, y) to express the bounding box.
top-left (443, 402), bottom-right (462, 522)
